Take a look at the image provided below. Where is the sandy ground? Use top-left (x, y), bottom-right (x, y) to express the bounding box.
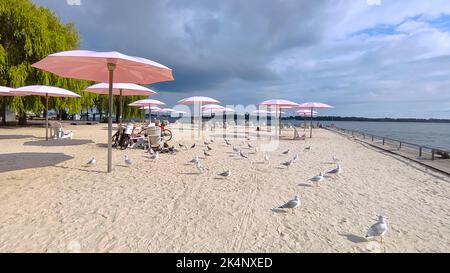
top-left (0, 123), bottom-right (449, 253)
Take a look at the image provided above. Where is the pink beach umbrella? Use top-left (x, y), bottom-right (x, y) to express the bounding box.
top-left (202, 104), bottom-right (225, 116)
top-left (252, 110), bottom-right (271, 116)
top-left (32, 50), bottom-right (174, 172)
top-left (85, 83), bottom-right (156, 126)
top-left (178, 96), bottom-right (221, 134)
top-left (13, 85), bottom-right (81, 140)
top-left (298, 102), bottom-right (333, 138)
top-left (158, 108), bottom-right (176, 118)
top-left (296, 109), bottom-right (318, 130)
top-left (0, 86), bottom-right (14, 96)
top-left (259, 99), bottom-right (300, 135)
top-left (129, 99), bottom-right (166, 123)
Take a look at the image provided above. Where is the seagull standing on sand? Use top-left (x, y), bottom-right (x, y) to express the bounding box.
top-left (195, 160), bottom-right (209, 173)
top-left (190, 143), bottom-right (196, 149)
top-left (204, 150), bottom-right (211, 157)
top-left (86, 156), bottom-right (96, 166)
top-left (150, 151), bottom-right (159, 160)
top-left (327, 164), bottom-right (342, 175)
top-left (264, 154), bottom-right (270, 163)
top-left (282, 159), bottom-right (294, 169)
top-left (218, 170), bottom-right (232, 178)
top-left (225, 139), bottom-right (231, 146)
top-left (124, 155), bottom-right (133, 166)
top-left (278, 196), bottom-right (301, 213)
top-left (366, 216), bottom-right (388, 244)
top-left (190, 156), bottom-right (200, 164)
top-left (248, 143), bottom-right (254, 149)
top-left (292, 153), bottom-right (299, 163)
top-left (239, 150), bottom-right (249, 159)
top-left (207, 145), bottom-right (213, 151)
top-left (282, 149), bottom-right (291, 155)
top-left (310, 172), bottom-right (324, 187)
top-left (179, 144), bottom-right (188, 150)
top-left (305, 146), bottom-right (311, 151)
top-left (233, 146), bottom-right (239, 153)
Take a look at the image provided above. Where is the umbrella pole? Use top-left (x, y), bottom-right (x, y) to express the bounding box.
top-left (199, 103), bottom-right (202, 138)
top-left (107, 63), bottom-right (116, 173)
top-left (279, 106), bottom-right (281, 138)
top-left (45, 93), bottom-right (49, 140)
top-left (310, 108), bottom-right (313, 138)
top-left (304, 114), bottom-right (307, 132)
top-left (119, 89), bottom-right (123, 128)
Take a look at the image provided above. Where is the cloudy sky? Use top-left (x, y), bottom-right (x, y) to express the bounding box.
top-left (32, 0), bottom-right (450, 118)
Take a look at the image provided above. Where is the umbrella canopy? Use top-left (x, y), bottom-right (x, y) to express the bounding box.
top-left (258, 99), bottom-right (300, 108)
top-left (129, 99), bottom-right (165, 123)
top-left (13, 85), bottom-right (80, 140)
top-left (178, 96), bottom-right (220, 105)
top-left (201, 104), bottom-right (225, 110)
top-left (298, 102), bottom-right (333, 138)
top-left (252, 110), bottom-right (271, 115)
top-left (159, 108), bottom-right (176, 113)
top-left (13, 85), bottom-right (81, 98)
top-left (85, 83), bottom-right (157, 126)
top-left (178, 96), bottom-right (220, 135)
top-left (85, 83), bottom-right (156, 96)
top-left (32, 50), bottom-right (174, 173)
top-left (129, 99), bottom-right (165, 107)
top-left (32, 50), bottom-right (173, 84)
top-left (296, 109), bottom-right (318, 115)
top-left (298, 102), bottom-right (333, 109)
top-left (0, 86), bottom-right (14, 96)
top-left (136, 106), bottom-right (161, 111)
top-left (212, 107), bottom-right (235, 115)
top-left (258, 99), bottom-right (300, 136)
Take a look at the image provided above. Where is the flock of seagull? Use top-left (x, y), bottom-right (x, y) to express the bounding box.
top-left (84, 135), bottom-right (388, 244)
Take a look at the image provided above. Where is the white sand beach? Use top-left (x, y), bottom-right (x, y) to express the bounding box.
top-left (0, 124), bottom-right (449, 253)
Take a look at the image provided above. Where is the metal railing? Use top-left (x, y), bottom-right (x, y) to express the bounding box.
top-left (327, 126), bottom-right (450, 161)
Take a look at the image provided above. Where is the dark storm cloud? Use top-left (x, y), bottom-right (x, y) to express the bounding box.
top-left (30, 0), bottom-right (450, 118)
top-left (32, 0), bottom-right (328, 92)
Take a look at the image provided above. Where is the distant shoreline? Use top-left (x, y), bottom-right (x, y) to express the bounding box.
top-left (281, 116), bottom-right (450, 123)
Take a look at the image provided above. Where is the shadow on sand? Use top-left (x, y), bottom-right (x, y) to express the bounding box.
top-left (0, 152), bottom-right (74, 173)
top-left (339, 233), bottom-right (368, 243)
top-left (24, 139), bottom-right (94, 147)
top-left (0, 135), bottom-right (35, 140)
top-left (271, 208), bottom-right (288, 214)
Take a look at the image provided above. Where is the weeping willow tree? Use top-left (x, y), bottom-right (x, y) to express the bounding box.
top-left (0, 0), bottom-right (95, 125)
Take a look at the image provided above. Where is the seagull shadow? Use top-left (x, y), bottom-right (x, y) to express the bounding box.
top-left (297, 183), bottom-right (313, 187)
top-left (115, 164), bottom-right (131, 168)
top-left (24, 139), bottom-right (94, 147)
top-left (180, 172), bottom-right (201, 176)
top-left (339, 233), bottom-right (368, 243)
top-left (271, 208), bottom-right (288, 214)
top-left (55, 165), bottom-right (107, 174)
top-left (214, 177), bottom-right (226, 180)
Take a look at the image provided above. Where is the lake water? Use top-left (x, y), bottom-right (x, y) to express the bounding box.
top-left (297, 121), bottom-right (450, 151)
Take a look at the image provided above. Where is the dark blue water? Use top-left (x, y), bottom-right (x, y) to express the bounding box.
top-left (291, 120), bottom-right (450, 151)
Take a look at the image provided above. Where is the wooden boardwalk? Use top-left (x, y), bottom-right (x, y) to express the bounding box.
top-left (326, 127), bottom-right (450, 176)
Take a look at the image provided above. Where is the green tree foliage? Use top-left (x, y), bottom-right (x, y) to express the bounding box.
top-left (0, 0), bottom-right (95, 124)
